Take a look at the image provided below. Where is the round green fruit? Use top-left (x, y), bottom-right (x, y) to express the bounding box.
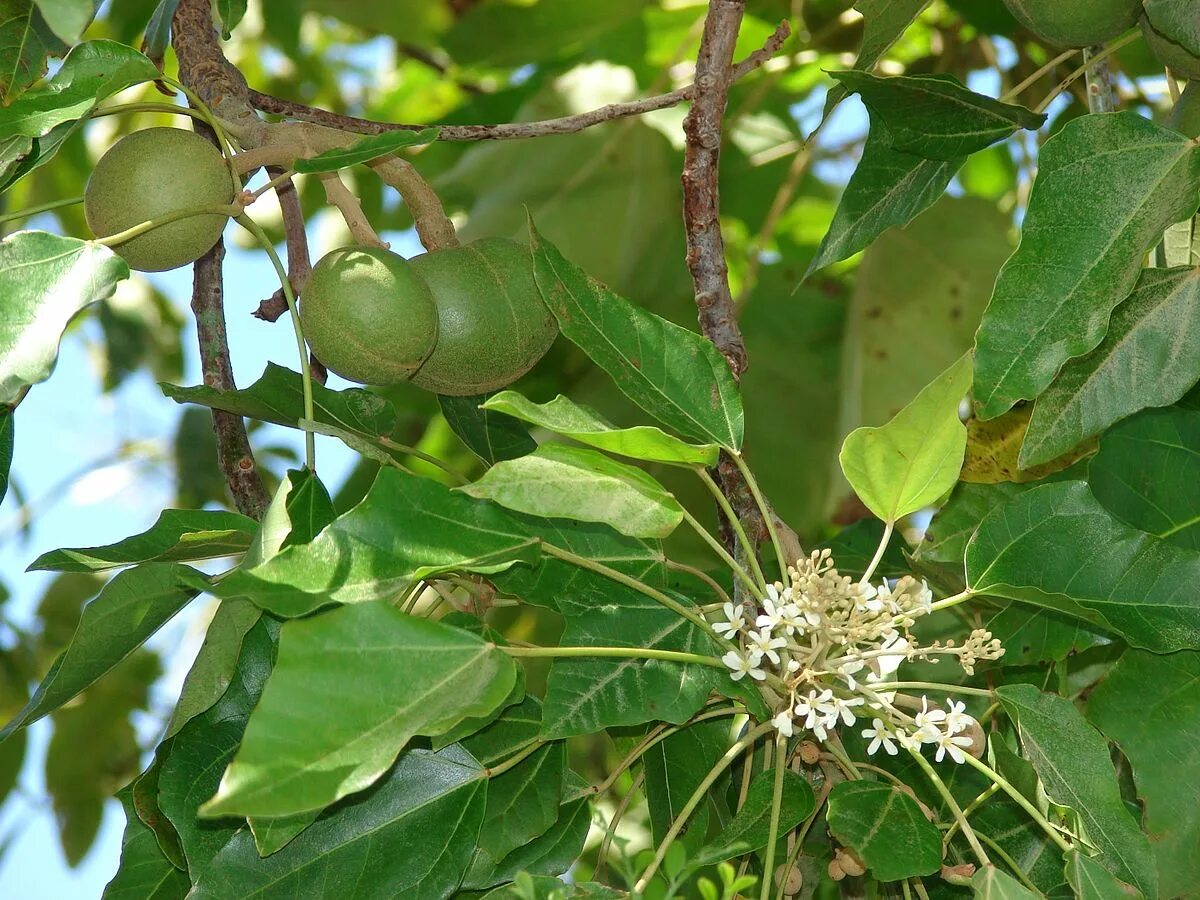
top-left (85, 127), bottom-right (235, 272)
top-left (408, 238), bottom-right (558, 396)
top-left (1168, 80), bottom-right (1200, 138)
top-left (1001, 0), bottom-right (1140, 47)
top-left (1141, 16), bottom-right (1200, 80)
top-left (300, 247), bottom-right (439, 386)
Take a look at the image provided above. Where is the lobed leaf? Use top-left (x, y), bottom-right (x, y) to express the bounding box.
top-left (202, 603), bottom-right (516, 818)
top-left (1022, 267), bottom-right (1200, 467)
top-left (973, 113), bottom-right (1200, 419)
top-left (826, 781), bottom-right (942, 881)
top-left (967, 481), bottom-right (1200, 652)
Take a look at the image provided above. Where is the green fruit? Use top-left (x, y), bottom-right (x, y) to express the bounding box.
top-left (300, 247), bottom-right (439, 386)
top-left (409, 238), bottom-right (557, 396)
top-left (1001, 0), bottom-right (1140, 47)
top-left (1141, 16), bottom-right (1200, 80)
top-left (84, 128), bottom-right (235, 272)
top-left (1168, 80), bottom-right (1200, 138)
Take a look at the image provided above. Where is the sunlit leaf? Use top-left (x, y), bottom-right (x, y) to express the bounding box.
top-left (826, 781), bottom-right (942, 881)
top-left (1022, 267), bottom-right (1200, 467)
top-left (0, 0), bottom-right (66, 102)
top-left (997, 684), bottom-right (1157, 897)
top-left (530, 219), bottom-right (743, 450)
top-left (0, 231), bottom-right (128, 405)
top-left (974, 113), bottom-right (1200, 419)
top-left (483, 391), bottom-right (718, 466)
top-left (839, 353), bottom-right (972, 522)
top-left (971, 865), bottom-right (1040, 899)
top-left (29, 509), bottom-right (256, 572)
top-left (967, 481), bottom-right (1200, 651)
top-left (202, 603), bottom-right (516, 817)
top-left (461, 442), bottom-right (684, 539)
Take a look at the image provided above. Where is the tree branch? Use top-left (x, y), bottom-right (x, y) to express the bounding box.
top-left (244, 20), bottom-right (789, 142)
top-left (190, 236), bottom-right (271, 518)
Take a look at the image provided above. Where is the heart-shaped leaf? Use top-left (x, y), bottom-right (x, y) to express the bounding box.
top-left (826, 781), bottom-right (942, 881)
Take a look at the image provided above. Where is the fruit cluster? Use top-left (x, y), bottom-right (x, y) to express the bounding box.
top-left (83, 128), bottom-right (558, 397)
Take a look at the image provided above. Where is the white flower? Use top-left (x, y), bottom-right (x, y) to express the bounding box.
top-left (827, 694), bottom-right (865, 727)
top-left (872, 633), bottom-right (910, 680)
top-left (944, 700), bottom-right (974, 736)
top-left (862, 718), bottom-right (898, 756)
top-left (913, 697), bottom-right (946, 742)
top-left (772, 709), bottom-right (794, 737)
top-left (855, 581), bottom-right (883, 613)
top-left (839, 659), bottom-right (865, 690)
top-left (722, 649), bottom-right (766, 682)
top-left (746, 628), bottom-right (787, 665)
top-left (712, 602), bottom-right (746, 638)
top-left (794, 688), bottom-right (835, 729)
top-left (785, 658), bottom-right (802, 674)
top-left (933, 730), bottom-right (974, 764)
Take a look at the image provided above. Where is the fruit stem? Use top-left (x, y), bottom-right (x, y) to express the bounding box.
top-left (1032, 32), bottom-right (1138, 115)
top-left (235, 213), bottom-right (316, 470)
top-left (0, 195), bottom-right (83, 227)
top-left (96, 203), bottom-right (243, 248)
top-left (159, 75), bottom-right (243, 196)
top-left (249, 168), bottom-right (297, 202)
top-left (87, 102), bottom-right (209, 124)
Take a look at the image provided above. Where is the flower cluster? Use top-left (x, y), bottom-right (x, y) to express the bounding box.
top-left (715, 549), bottom-right (1003, 764)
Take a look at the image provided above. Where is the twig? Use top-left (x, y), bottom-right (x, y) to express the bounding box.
top-left (320, 171), bottom-right (388, 248)
top-left (243, 20), bottom-right (790, 142)
top-left (1083, 45), bottom-right (1117, 113)
top-left (190, 236), bottom-right (270, 518)
top-left (269, 164), bottom-right (311, 289)
top-left (682, 0), bottom-right (748, 378)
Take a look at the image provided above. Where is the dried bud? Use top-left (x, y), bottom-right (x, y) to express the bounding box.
top-left (775, 863), bottom-right (804, 893)
top-left (799, 741), bottom-right (821, 765)
top-left (827, 858), bottom-right (846, 882)
top-left (836, 848), bottom-right (867, 877)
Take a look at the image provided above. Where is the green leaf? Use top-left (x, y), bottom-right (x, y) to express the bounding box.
top-left (163, 362), bottom-right (397, 448)
top-left (1067, 850), bottom-right (1146, 900)
top-left (0, 408), bottom-right (11, 506)
top-left (973, 113), bottom-right (1200, 420)
top-left (831, 71), bottom-right (1044, 160)
top-left (483, 391), bottom-right (718, 467)
top-left (158, 616), bottom-right (279, 876)
top-left (142, 0), bottom-right (180, 64)
top-left (0, 0), bottom-right (66, 102)
top-left (0, 232), bottom-right (129, 405)
top-left (971, 866), bottom-right (1040, 900)
top-left (1087, 649), bottom-right (1200, 898)
top-left (1022, 267), bottom-right (1200, 467)
top-left (247, 811), bottom-right (316, 859)
top-left (0, 40), bottom-right (158, 140)
top-left (464, 793), bottom-right (591, 892)
top-left (202, 603), bottom-right (517, 817)
top-left (191, 745), bottom-right (487, 900)
top-left (32, 0), bottom-right (96, 42)
top-left (440, 392), bottom-right (536, 466)
top-left (29, 509), bottom-right (256, 572)
top-left (996, 684), bottom-right (1157, 897)
top-left (967, 481), bottom-right (1200, 652)
top-left (1087, 407), bottom-right (1200, 550)
top-left (214, 0), bottom-right (245, 35)
top-left (826, 781), bottom-right (942, 881)
top-left (986, 604), bottom-right (1109, 666)
top-left (467, 730), bottom-right (564, 859)
top-left (47, 650), bottom-right (159, 865)
top-left (277, 467), bottom-right (335, 549)
top-left (530, 219), bottom-right (743, 450)
top-left (215, 467), bottom-right (539, 616)
top-left (461, 442), bottom-right (684, 539)
top-left (697, 768), bottom-right (816, 864)
top-left (839, 353), bottom-right (972, 522)
top-left (292, 127), bottom-right (439, 174)
top-left (644, 718), bottom-right (730, 851)
top-left (102, 789), bottom-right (190, 900)
top-left (541, 596), bottom-right (721, 739)
top-left (0, 563), bottom-right (197, 739)
top-left (822, 0), bottom-right (931, 115)
top-left (805, 130), bottom-right (962, 276)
